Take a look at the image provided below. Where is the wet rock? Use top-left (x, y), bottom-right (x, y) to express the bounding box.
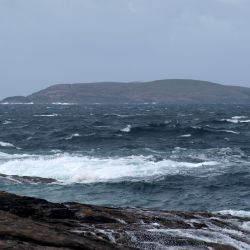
top-left (0, 191), bottom-right (249, 249)
top-left (0, 174), bottom-right (56, 184)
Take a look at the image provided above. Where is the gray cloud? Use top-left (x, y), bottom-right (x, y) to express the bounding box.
top-left (0, 0), bottom-right (249, 99)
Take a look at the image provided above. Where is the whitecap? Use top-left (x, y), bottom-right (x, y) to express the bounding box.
top-left (51, 102), bottom-right (76, 105)
top-left (0, 102), bottom-right (34, 105)
top-left (241, 221), bottom-right (250, 232)
top-left (109, 113), bottom-right (144, 118)
top-left (179, 134), bottom-right (191, 138)
top-left (33, 113), bottom-right (59, 117)
top-left (0, 141), bottom-right (15, 148)
top-left (120, 125), bottom-right (132, 133)
top-left (0, 151), bottom-right (31, 160)
top-left (173, 147), bottom-right (186, 150)
top-left (164, 120), bottom-right (172, 124)
top-left (108, 113), bottom-right (129, 118)
top-left (231, 116), bottom-right (247, 119)
top-left (220, 118), bottom-right (239, 124)
top-left (217, 210), bottom-right (250, 218)
top-left (2, 120), bottom-right (12, 125)
top-left (144, 148), bottom-right (165, 154)
top-left (217, 130), bottom-right (240, 135)
top-left (50, 149), bottom-right (62, 154)
top-left (0, 154), bottom-right (219, 184)
top-left (221, 116), bottom-right (250, 124)
top-left (240, 120), bottom-right (250, 123)
top-left (65, 133), bottom-right (81, 140)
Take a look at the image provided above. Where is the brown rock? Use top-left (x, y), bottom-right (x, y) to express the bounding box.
top-left (0, 191), bottom-right (249, 249)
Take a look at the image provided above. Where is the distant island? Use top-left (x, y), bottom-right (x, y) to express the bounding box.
top-left (2, 79), bottom-right (250, 104)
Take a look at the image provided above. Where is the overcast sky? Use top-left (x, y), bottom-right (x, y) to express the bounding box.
top-left (0, 0), bottom-right (250, 99)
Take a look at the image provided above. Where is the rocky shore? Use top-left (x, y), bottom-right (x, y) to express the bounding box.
top-left (0, 191), bottom-right (249, 249)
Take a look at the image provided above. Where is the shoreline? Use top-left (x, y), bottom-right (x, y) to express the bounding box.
top-left (0, 191), bottom-right (249, 249)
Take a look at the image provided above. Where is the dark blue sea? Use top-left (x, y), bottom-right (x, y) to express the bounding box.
top-left (0, 104), bottom-right (250, 213)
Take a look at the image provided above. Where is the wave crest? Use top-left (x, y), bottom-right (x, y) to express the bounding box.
top-left (0, 153), bottom-right (219, 184)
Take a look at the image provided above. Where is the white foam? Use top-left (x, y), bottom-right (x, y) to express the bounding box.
top-left (120, 125), bottom-right (132, 132)
top-left (164, 120), bottom-right (171, 124)
top-left (0, 151), bottom-right (32, 160)
top-left (0, 154), bottom-right (218, 184)
top-left (0, 141), bottom-right (15, 148)
top-left (221, 118), bottom-right (239, 123)
top-left (221, 116), bottom-right (250, 124)
top-left (179, 134), bottom-right (191, 138)
top-left (231, 116), bottom-right (247, 119)
top-left (240, 120), bottom-right (250, 123)
top-left (51, 102), bottom-right (76, 105)
top-left (148, 228), bottom-right (250, 250)
top-left (33, 113), bottom-right (59, 117)
top-left (65, 133), bottom-right (81, 140)
top-left (241, 221), bottom-right (250, 232)
top-left (217, 210), bottom-right (250, 218)
top-left (2, 120), bottom-right (12, 125)
top-left (218, 130), bottom-right (240, 134)
top-left (0, 102), bottom-right (34, 105)
top-left (107, 113), bottom-right (144, 118)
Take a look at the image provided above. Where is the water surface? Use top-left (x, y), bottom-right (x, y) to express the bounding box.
top-left (0, 104), bottom-right (249, 211)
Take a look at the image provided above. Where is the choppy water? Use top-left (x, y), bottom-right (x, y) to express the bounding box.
top-left (0, 104), bottom-right (249, 212)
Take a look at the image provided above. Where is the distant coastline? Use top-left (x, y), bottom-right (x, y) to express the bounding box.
top-left (2, 79), bottom-right (250, 104)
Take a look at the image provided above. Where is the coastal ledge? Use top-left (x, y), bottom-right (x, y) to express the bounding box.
top-left (0, 191), bottom-right (249, 249)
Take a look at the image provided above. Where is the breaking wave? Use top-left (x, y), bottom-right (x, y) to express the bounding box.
top-left (51, 102), bottom-right (76, 105)
top-left (218, 210), bottom-right (250, 218)
top-left (220, 116), bottom-right (250, 124)
top-left (65, 133), bottom-right (81, 140)
top-left (0, 102), bottom-right (34, 105)
top-left (0, 153), bottom-right (219, 184)
top-left (0, 104), bottom-right (250, 211)
top-left (0, 141), bottom-right (15, 148)
top-left (120, 125), bottom-right (132, 132)
top-left (118, 123), bottom-right (241, 136)
top-left (33, 113), bottom-right (59, 117)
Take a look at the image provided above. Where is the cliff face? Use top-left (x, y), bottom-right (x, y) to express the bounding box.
top-left (2, 79), bottom-right (250, 104)
top-left (0, 191), bottom-right (249, 249)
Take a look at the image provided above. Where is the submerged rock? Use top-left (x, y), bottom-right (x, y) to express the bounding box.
top-left (0, 191), bottom-right (249, 249)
